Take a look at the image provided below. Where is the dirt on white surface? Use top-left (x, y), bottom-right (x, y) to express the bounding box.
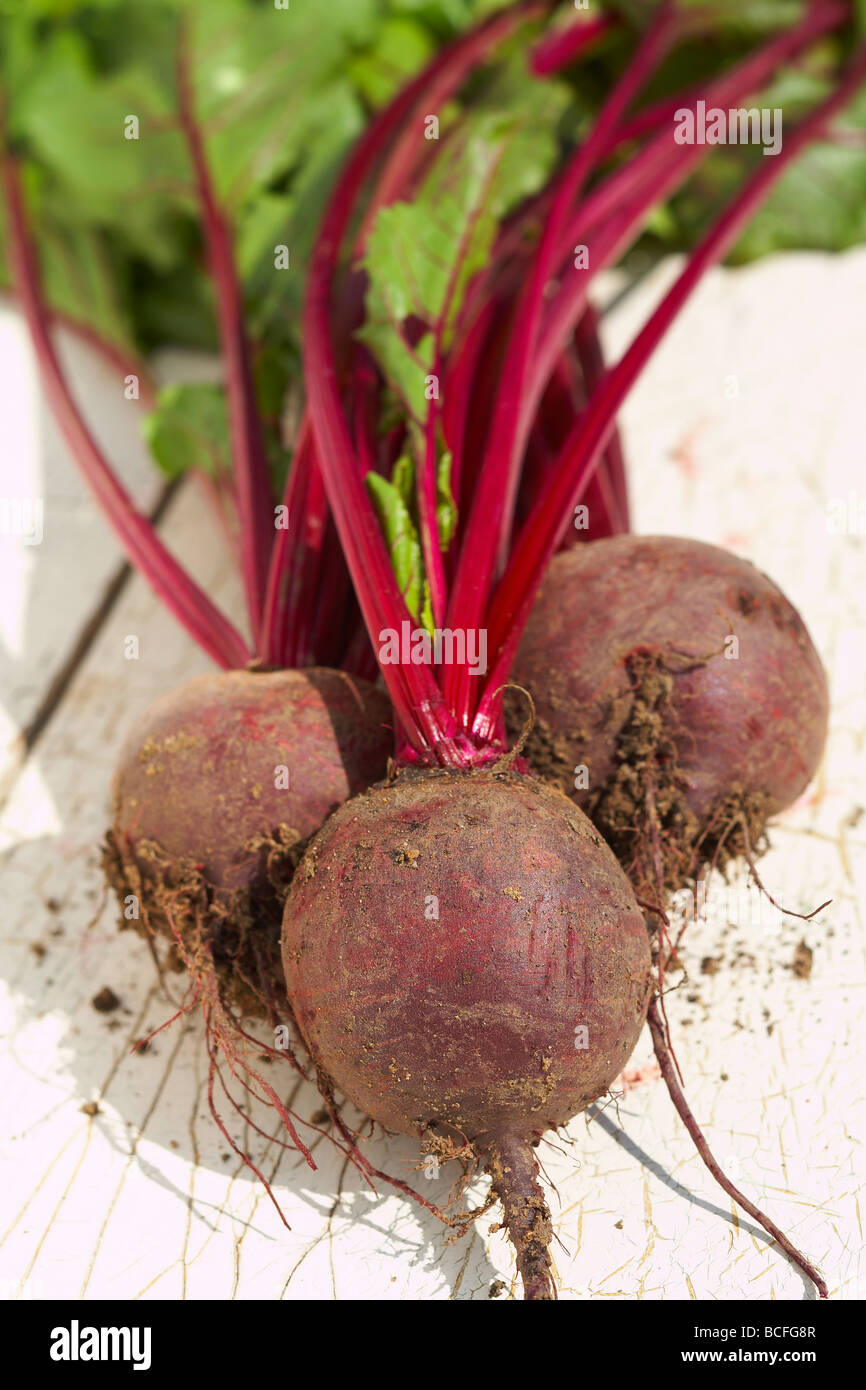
top-left (0, 250), bottom-right (864, 1301)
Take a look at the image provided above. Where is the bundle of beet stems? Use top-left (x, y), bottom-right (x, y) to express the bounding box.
top-left (5, 0), bottom-right (863, 1299)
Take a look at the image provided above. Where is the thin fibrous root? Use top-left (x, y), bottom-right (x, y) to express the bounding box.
top-left (326, 1094), bottom-right (489, 1234)
top-left (738, 815), bottom-right (832, 923)
top-left (204, 1026), bottom-right (291, 1230)
top-left (645, 776), bottom-right (685, 1089)
top-left (647, 996), bottom-right (828, 1299)
top-left (482, 1134), bottom-right (556, 1301)
top-left (162, 901), bottom-right (316, 1175)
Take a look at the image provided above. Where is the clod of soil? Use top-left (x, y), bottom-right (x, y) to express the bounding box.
top-left (91, 986), bottom-right (121, 1013)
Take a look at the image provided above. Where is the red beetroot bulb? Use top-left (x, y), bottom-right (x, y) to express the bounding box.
top-left (282, 767), bottom-right (652, 1299)
top-left (511, 535), bottom-right (828, 892)
top-left (107, 667), bottom-right (392, 1017)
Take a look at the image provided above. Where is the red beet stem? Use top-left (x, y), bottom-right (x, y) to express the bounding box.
top-left (176, 25), bottom-right (274, 650)
top-left (525, 0), bottom-right (851, 470)
top-left (527, 331), bottom-right (626, 542)
top-left (530, 11), bottom-right (614, 77)
top-left (260, 417), bottom-right (314, 667)
top-left (291, 470), bottom-right (341, 668)
top-left (302, 0), bottom-right (852, 760)
top-left (444, 0), bottom-right (841, 433)
top-left (302, 97), bottom-right (460, 755)
top-left (302, 7), bottom-right (540, 761)
top-left (419, 370), bottom-right (447, 626)
top-left (357, 0), bottom-right (551, 249)
top-left (2, 153), bottom-right (251, 671)
top-left (445, 4), bottom-right (677, 725)
top-left (495, 1), bottom-right (673, 560)
top-left (44, 312), bottom-right (157, 409)
top-left (647, 999), bottom-right (828, 1298)
top-left (419, 146), bottom-right (509, 624)
top-left (265, 2), bottom-right (549, 672)
top-left (573, 305), bottom-right (630, 532)
top-left (474, 44), bottom-right (866, 738)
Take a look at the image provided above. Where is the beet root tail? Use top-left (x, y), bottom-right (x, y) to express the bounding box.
top-left (483, 1134), bottom-right (556, 1301)
top-left (647, 997), bottom-right (828, 1298)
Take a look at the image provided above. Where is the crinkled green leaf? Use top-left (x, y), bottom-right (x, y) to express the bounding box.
top-left (387, 0), bottom-right (492, 23)
top-left (1, 0), bottom-right (489, 364)
top-left (359, 55), bottom-right (570, 415)
top-left (6, 27), bottom-right (187, 266)
top-left (651, 80), bottom-right (866, 262)
top-left (366, 446), bottom-right (453, 629)
top-left (366, 465), bottom-right (425, 622)
top-left (3, 0), bottom-right (864, 516)
top-left (419, 582), bottom-right (434, 635)
top-left (187, 0), bottom-right (375, 210)
top-left (143, 383), bottom-right (230, 480)
top-left (436, 449), bottom-right (457, 547)
top-left (391, 454), bottom-right (416, 515)
top-left (735, 146), bottom-right (866, 258)
top-left (348, 17), bottom-right (435, 107)
top-left (236, 193), bottom-right (295, 285)
top-left (733, 85), bottom-right (866, 259)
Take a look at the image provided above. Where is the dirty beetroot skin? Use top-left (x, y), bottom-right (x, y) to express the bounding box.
top-left (282, 767), bottom-right (652, 1299)
top-left (106, 667), bottom-right (392, 1017)
top-left (511, 536), bottom-right (829, 890)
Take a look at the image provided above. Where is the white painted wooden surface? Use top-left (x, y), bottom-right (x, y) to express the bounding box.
top-left (1, 251), bottom-right (864, 1302)
top-left (0, 305), bottom-right (162, 797)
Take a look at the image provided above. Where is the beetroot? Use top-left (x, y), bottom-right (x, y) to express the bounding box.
top-left (512, 536), bottom-right (829, 894)
top-left (5, 67), bottom-right (403, 1201)
top-left (283, 767), bottom-right (651, 1298)
top-left (106, 667), bottom-right (391, 1017)
top-left (288, 9), bottom-right (853, 1297)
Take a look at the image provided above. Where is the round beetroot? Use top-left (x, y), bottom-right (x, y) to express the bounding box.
top-left (282, 767), bottom-right (652, 1298)
top-left (106, 666), bottom-right (391, 1017)
top-left (511, 536), bottom-right (828, 892)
